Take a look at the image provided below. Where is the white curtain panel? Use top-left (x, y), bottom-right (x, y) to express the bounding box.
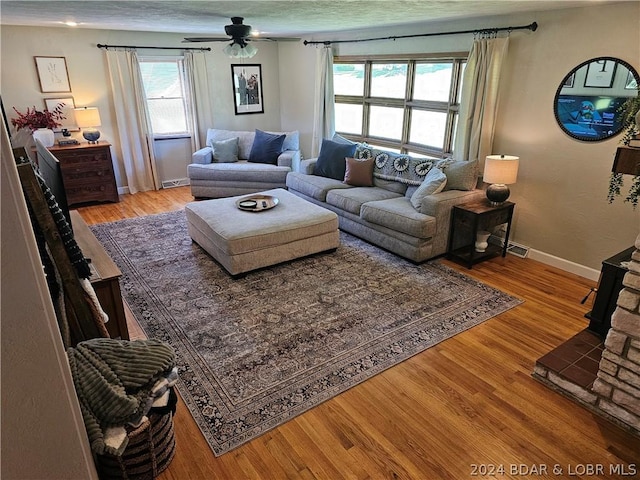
top-left (311, 46), bottom-right (336, 157)
top-left (454, 37), bottom-right (510, 163)
top-left (184, 51), bottom-right (215, 152)
top-left (105, 49), bottom-right (159, 193)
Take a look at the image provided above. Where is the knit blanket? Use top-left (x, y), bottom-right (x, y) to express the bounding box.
top-left (67, 338), bottom-right (176, 455)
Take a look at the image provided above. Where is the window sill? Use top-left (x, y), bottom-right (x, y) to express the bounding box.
top-left (152, 134), bottom-right (191, 141)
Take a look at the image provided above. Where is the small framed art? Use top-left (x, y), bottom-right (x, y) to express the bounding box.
top-left (35, 56), bottom-right (71, 93)
top-left (584, 59), bottom-right (616, 88)
top-left (231, 64), bottom-right (264, 115)
top-left (44, 97), bottom-right (79, 132)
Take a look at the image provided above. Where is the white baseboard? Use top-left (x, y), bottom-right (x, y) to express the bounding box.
top-left (528, 248), bottom-right (600, 282)
top-left (118, 186), bottom-right (130, 195)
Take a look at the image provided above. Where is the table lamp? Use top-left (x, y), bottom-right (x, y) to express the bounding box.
top-left (74, 106), bottom-right (102, 143)
top-left (483, 154), bottom-right (519, 205)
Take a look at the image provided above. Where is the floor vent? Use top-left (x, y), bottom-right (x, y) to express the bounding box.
top-left (161, 178), bottom-right (189, 189)
top-left (489, 235), bottom-right (530, 258)
top-left (506, 242), bottom-right (530, 258)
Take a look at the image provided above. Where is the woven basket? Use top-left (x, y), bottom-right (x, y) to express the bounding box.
top-left (96, 409), bottom-right (176, 480)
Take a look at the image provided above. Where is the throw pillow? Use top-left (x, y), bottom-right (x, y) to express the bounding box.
top-left (410, 167), bottom-right (447, 209)
top-left (211, 137), bottom-right (239, 163)
top-left (332, 133), bottom-right (356, 145)
top-left (314, 139), bottom-right (356, 180)
top-left (248, 129), bottom-right (286, 165)
top-left (344, 157), bottom-right (374, 186)
top-left (438, 159), bottom-right (479, 191)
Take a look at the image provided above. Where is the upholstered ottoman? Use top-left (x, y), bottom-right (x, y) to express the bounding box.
top-left (184, 188), bottom-right (339, 275)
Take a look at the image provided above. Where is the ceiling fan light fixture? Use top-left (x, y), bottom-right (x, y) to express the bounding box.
top-left (223, 39), bottom-right (257, 58)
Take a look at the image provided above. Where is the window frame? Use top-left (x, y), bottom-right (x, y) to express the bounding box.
top-left (333, 53), bottom-right (467, 158)
top-left (139, 55), bottom-right (191, 139)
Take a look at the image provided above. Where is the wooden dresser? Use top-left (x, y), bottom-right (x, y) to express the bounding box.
top-left (47, 142), bottom-right (119, 206)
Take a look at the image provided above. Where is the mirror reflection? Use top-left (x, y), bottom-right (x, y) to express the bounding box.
top-left (554, 57), bottom-right (639, 142)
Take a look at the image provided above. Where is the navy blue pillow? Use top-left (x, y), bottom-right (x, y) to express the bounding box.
top-left (314, 139), bottom-right (356, 180)
top-left (248, 129), bottom-right (286, 165)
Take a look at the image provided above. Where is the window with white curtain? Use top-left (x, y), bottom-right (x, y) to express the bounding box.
top-left (333, 55), bottom-right (467, 158)
top-left (139, 57), bottom-right (190, 137)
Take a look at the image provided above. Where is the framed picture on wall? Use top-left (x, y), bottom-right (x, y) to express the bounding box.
top-left (584, 59), bottom-right (616, 88)
top-left (231, 64), bottom-right (264, 115)
top-left (563, 73), bottom-right (575, 88)
top-left (34, 56), bottom-right (71, 93)
top-left (44, 97), bottom-right (79, 132)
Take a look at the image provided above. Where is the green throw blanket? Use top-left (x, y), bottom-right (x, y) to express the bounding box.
top-left (67, 338), bottom-right (176, 455)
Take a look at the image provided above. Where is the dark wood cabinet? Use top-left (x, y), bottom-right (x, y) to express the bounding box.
top-left (46, 142), bottom-right (119, 206)
top-left (586, 246), bottom-right (634, 337)
top-left (447, 200), bottom-right (515, 268)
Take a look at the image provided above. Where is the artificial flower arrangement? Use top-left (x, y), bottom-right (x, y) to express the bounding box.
top-left (11, 103), bottom-right (65, 132)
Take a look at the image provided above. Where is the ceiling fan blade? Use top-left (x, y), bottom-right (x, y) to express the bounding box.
top-left (248, 37), bottom-right (301, 42)
top-left (183, 37), bottom-right (230, 43)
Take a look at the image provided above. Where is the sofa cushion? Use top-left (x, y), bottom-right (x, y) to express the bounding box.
top-left (361, 197), bottom-right (436, 239)
top-left (211, 137), bottom-right (239, 163)
top-left (314, 139), bottom-right (356, 180)
top-left (373, 177), bottom-right (408, 194)
top-left (409, 167), bottom-right (447, 209)
top-left (438, 159), bottom-right (478, 191)
top-left (267, 130), bottom-right (299, 152)
top-left (326, 187), bottom-right (401, 215)
top-left (285, 171), bottom-right (352, 202)
top-left (188, 161), bottom-right (290, 183)
top-left (249, 129), bottom-right (286, 165)
top-left (344, 157), bottom-right (374, 187)
top-left (356, 145), bottom-right (436, 186)
top-left (206, 129), bottom-right (255, 160)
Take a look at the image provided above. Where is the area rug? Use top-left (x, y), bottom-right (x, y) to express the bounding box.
top-left (91, 210), bottom-right (522, 456)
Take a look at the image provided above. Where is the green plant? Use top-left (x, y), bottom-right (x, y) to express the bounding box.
top-left (607, 89), bottom-right (640, 208)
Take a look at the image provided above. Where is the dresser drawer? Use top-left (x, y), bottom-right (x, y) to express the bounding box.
top-left (46, 142), bottom-right (119, 206)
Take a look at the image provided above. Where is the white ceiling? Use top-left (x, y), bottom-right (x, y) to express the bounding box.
top-left (0, 0), bottom-right (603, 39)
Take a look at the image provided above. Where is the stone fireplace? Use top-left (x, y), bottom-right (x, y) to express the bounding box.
top-left (534, 234), bottom-right (640, 436)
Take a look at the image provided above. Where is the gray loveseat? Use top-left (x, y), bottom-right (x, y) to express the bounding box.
top-left (188, 128), bottom-right (301, 198)
top-left (286, 143), bottom-right (484, 262)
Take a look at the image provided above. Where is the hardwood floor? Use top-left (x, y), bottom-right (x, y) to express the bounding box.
top-left (78, 187), bottom-right (640, 479)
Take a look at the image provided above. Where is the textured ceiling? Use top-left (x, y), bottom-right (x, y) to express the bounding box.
top-left (0, 0), bottom-right (602, 38)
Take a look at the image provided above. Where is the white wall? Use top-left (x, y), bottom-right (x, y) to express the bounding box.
top-left (278, 2), bottom-right (640, 273)
top-left (1, 125), bottom-right (98, 479)
top-left (1, 26), bottom-right (284, 188)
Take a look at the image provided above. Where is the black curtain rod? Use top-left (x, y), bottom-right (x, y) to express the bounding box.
top-left (303, 21), bottom-right (538, 46)
top-left (97, 43), bottom-right (211, 52)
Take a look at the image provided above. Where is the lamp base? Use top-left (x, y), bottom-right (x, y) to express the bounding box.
top-left (82, 128), bottom-right (101, 144)
top-left (486, 183), bottom-right (510, 206)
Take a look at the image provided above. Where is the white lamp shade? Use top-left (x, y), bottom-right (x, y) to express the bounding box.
top-left (483, 155), bottom-right (519, 184)
top-left (74, 107), bottom-right (101, 128)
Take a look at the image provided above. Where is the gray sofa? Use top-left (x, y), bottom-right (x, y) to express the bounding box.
top-left (188, 128), bottom-right (301, 198)
top-left (286, 145), bottom-right (485, 262)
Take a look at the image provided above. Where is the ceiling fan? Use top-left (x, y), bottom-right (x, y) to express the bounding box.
top-left (184, 17), bottom-right (299, 58)
top-left (184, 17), bottom-right (299, 55)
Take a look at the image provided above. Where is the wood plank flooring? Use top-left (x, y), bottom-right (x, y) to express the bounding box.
top-left (77, 187), bottom-right (640, 479)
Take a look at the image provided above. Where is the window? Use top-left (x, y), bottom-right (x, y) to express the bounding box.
top-left (333, 56), bottom-right (466, 158)
top-left (139, 58), bottom-right (190, 136)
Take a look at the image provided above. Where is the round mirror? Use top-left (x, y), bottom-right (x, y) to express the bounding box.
top-left (554, 56), bottom-right (639, 142)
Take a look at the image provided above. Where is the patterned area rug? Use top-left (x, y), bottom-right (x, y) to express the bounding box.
top-left (91, 210), bottom-right (522, 456)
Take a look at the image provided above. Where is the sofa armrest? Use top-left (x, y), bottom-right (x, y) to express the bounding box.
top-left (420, 189), bottom-right (486, 256)
top-left (192, 146), bottom-right (213, 165)
top-left (277, 150), bottom-right (301, 171)
top-left (299, 158), bottom-right (317, 175)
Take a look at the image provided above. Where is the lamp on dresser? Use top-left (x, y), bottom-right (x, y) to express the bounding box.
top-left (74, 106), bottom-right (102, 143)
top-left (483, 154), bottom-right (519, 205)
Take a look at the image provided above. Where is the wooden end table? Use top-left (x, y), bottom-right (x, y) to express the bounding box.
top-left (447, 200), bottom-right (515, 268)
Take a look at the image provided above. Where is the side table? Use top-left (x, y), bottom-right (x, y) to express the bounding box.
top-left (447, 200), bottom-right (515, 268)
